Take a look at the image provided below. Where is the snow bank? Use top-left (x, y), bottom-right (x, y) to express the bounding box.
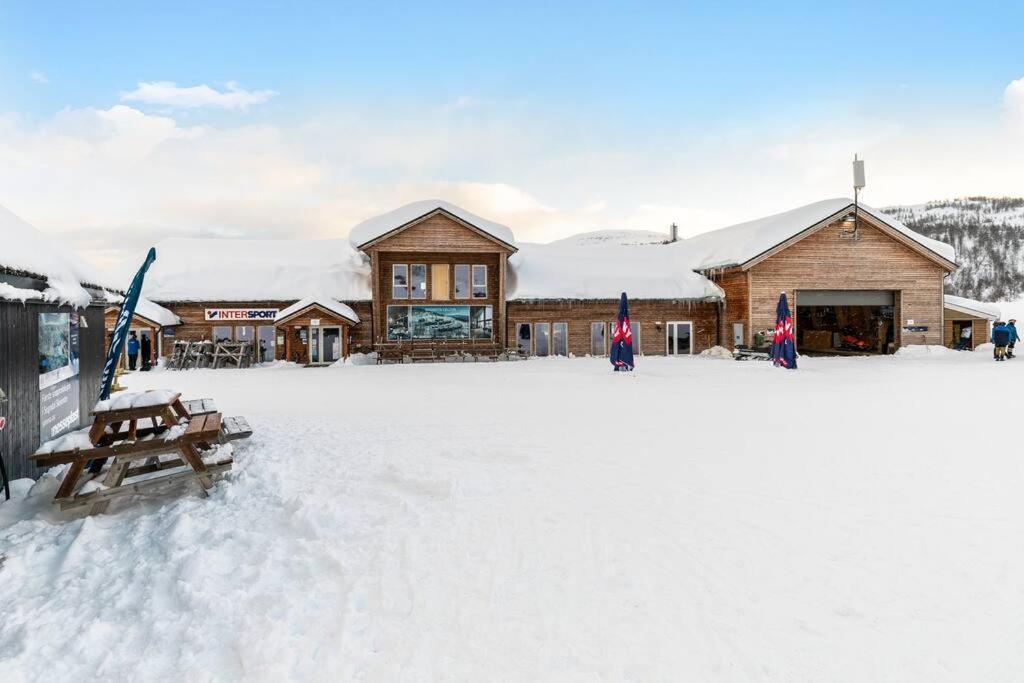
top-left (332, 352), bottom-right (377, 367)
top-left (277, 296), bottom-right (360, 324)
top-left (0, 204), bottom-right (106, 307)
top-left (349, 199), bottom-right (516, 249)
top-left (699, 345), bottom-right (734, 359)
top-left (509, 242), bottom-right (723, 300)
top-left (685, 198), bottom-right (956, 270)
top-left (139, 238), bottom-right (371, 302)
top-left (33, 426), bottom-right (97, 454)
top-left (894, 344), bottom-right (961, 357)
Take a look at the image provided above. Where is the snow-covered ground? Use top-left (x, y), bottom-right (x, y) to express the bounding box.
top-left (1, 352), bottom-right (1021, 681)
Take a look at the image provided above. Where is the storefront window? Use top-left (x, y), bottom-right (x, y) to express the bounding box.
top-left (472, 265), bottom-right (487, 298)
top-left (454, 265), bottom-right (470, 299)
top-left (387, 306), bottom-right (411, 340)
top-left (516, 322), bottom-right (531, 355)
top-left (534, 323), bottom-right (551, 357)
top-left (410, 264), bottom-right (427, 299)
top-left (553, 322), bottom-right (568, 356)
top-left (235, 326), bottom-right (255, 343)
top-left (392, 264), bottom-right (409, 299)
top-left (212, 326), bottom-right (232, 342)
top-left (590, 322), bottom-right (606, 356)
top-left (470, 306), bottom-right (493, 339)
top-left (257, 326), bottom-right (275, 362)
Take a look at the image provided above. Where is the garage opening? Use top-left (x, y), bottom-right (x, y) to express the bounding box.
top-left (796, 290), bottom-right (896, 355)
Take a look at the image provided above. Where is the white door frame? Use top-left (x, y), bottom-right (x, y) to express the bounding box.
top-left (665, 320), bottom-right (694, 355)
top-left (310, 325), bottom-right (343, 364)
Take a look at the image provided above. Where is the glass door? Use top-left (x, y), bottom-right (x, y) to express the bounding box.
top-left (322, 327), bottom-right (342, 363)
top-left (666, 321), bottom-right (693, 355)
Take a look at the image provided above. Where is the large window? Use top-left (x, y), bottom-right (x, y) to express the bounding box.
top-left (387, 305), bottom-right (493, 340)
top-left (257, 325), bottom-right (275, 362)
top-left (392, 264), bottom-right (409, 299)
top-left (590, 322), bottom-right (606, 356)
top-left (212, 325), bottom-right (232, 342)
top-left (534, 323), bottom-right (551, 357)
top-left (609, 320), bottom-right (640, 354)
top-left (410, 264), bottom-right (427, 299)
top-left (472, 265), bottom-right (487, 299)
top-left (454, 264), bottom-right (470, 299)
top-left (235, 326), bottom-right (255, 344)
top-left (553, 322), bottom-right (568, 356)
top-left (516, 322), bottom-right (531, 354)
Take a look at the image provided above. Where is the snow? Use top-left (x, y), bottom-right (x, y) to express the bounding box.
top-left (699, 344), bottom-right (734, 359)
top-left (106, 294), bottom-right (183, 327)
top-left (2, 354), bottom-right (1020, 680)
top-left (992, 298), bottom-right (1024, 323)
top-left (943, 294), bottom-right (1000, 320)
top-left (509, 242), bottom-right (724, 300)
top-left (276, 296), bottom-right (360, 324)
top-left (33, 426), bottom-right (98, 454)
top-left (684, 198), bottom-right (957, 270)
top-left (348, 199), bottom-right (517, 249)
top-left (139, 238), bottom-right (372, 302)
top-left (548, 228), bottom-right (669, 247)
top-left (93, 388), bottom-right (179, 413)
top-left (0, 204), bottom-right (106, 307)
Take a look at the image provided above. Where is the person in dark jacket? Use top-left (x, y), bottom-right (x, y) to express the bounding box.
top-left (992, 321), bottom-right (1011, 361)
top-left (140, 332), bottom-right (152, 371)
top-left (126, 331), bottom-right (140, 370)
top-left (1007, 319), bottom-right (1019, 358)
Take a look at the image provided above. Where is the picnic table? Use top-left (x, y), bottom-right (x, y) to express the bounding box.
top-left (30, 390), bottom-right (252, 514)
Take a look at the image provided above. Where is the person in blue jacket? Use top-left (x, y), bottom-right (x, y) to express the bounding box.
top-left (126, 331), bottom-right (140, 370)
top-left (992, 321), bottom-right (1011, 361)
top-left (1007, 319), bottom-right (1020, 358)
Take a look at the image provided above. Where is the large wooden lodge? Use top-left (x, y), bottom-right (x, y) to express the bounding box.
top-left (118, 197), bottom-right (990, 364)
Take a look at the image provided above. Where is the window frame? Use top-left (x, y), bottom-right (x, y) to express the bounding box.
top-left (553, 322), bottom-right (568, 356)
top-left (410, 263), bottom-right (427, 300)
top-left (471, 264), bottom-right (488, 299)
top-left (392, 264), bottom-right (410, 299)
top-left (454, 264), bottom-right (471, 299)
top-left (590, 321), bottom-right (607, 356)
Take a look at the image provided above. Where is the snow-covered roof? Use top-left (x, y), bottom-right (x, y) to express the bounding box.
top-left (104, 294), bottom-right (182, 327)
top-left (140, 238), bottom-right (372, 302)
top-left (0, 204), bottom-right (110, 307)
top-left (548, 229), bottom-right (670, 247)
top-left (348, 200), bottom-right (517, 250)
top-left (276, 296), bottom-right (360, 324)
top-left (944, 294), bottom-right (1000, 320)
top-left (508, 242), bottom-right (723, 301)
top-left (685, 198), bottom-right (957, 270)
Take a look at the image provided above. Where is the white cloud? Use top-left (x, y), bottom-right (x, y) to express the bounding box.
top-left (29, 70), bottom-right (48, 84)
top-left (1006, 77), bottom-right (1024, 132)
top-left (120, 81), bottom-right (277, 110)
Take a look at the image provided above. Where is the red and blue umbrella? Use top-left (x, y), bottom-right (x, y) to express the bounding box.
top-left (770, 292), bottom-right (797, 369)
top-left (610, 292), bottom-right (635, 371)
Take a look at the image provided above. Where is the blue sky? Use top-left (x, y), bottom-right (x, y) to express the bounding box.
top-left (1, 1), bottom-right (1022, 265)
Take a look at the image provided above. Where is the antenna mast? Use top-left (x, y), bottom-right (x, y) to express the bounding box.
top-left (852, 154), bottom-right (866, 240)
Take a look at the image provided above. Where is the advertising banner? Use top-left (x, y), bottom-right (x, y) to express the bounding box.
top-left (205, 308), bottom-right (278, 321)
top-left (38, 312), bottom-right (81, 441)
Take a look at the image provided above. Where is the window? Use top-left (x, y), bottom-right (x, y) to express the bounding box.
top-left (470, 306), bottom-right (493, 339)
top-left (235, 326), bottom-right (255, 343)
top-left (257, 326), bottom-right (275, 362)
top-left (632, 321), bottom-right (641, 354)
top-left (392, 264), bottom-right (409, 299)
top-left (387, 306), bottom-right (411, 340)
top-left (516, 322), bottom-right (531, 355)
top-left (410, 264), bottom-right (427, 299)
top-left (534, 323), bottom-right (551, 357)
top-left (553, 322), bottom-right (568, 356)
top-left (454, 264), bottom-right (470, 299)
top-left (590, 322), bottom-right (606, 356)
top-left (212, 326), bottom-right (232, 342)
top-left (472, 265), bottom-right (487, 298)
top-left (431, 264), bottom-right (449, 300)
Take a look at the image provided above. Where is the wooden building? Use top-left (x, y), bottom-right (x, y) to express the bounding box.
top-left (943, 295), bottom-right (998, 350)
top-left (103, 296), bottom-right (181, 368)
top-left (1, 207), bottom-right (111, 480)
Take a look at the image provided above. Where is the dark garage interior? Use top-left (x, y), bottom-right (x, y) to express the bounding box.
top-left (796, 290), bottom-right (896, 355)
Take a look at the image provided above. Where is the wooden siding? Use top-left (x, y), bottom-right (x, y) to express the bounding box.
top-left (747, 218), bottom-right (947, 347)
top-left (277, 306), bottom-right (353, 364)
top-left (505, 300), bottom-right (719, 356)
top-left (0, 302), bottom-right (104, 481)
top-left (364, 213), bottom-right (512, 347)
top-left (708, 269), bottom-right (749, 348)
top-left (943, 309), bottom-right (991, 350)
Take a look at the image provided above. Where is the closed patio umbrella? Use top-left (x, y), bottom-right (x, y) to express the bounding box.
top-left (770, 292), bottom-right (797, 369)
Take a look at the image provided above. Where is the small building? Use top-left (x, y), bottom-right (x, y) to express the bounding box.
top-left (274, 296), bottom-right (361, 365)
top-left (103, 296), bottom-right (182, 368)
top-left (943, 295), bottom-right (998, 350)
top-left (0, 205), bottom-right (112, 480)
top-left (688, 199), bottom-right (958, 354)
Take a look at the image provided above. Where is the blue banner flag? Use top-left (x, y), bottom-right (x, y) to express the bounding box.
top-left (99, 248), bottom-right (157, 400)
top-left (610, 292), bottom-right (635, 371)
top-left (770, 292), bottom-right (798, 369)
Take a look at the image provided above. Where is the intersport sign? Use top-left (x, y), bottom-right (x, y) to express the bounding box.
top-left (205, 308), bottom-right (279, 321)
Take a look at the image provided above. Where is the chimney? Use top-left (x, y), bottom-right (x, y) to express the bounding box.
top-left (669, 222), bottom-right (678, 243)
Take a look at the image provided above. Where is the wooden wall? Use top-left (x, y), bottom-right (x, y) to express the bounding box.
top-left (708, 269), bottom-right (749, 348)
top-left (505, 300), bottom-right (719, 356)
top-left (0, 301), bottom-right (104, 481)
top-left (747, 219), bottom-right (947, 347)
top-left (277, 307), bottom-right (353, 364)
top-left (943, 310), bottom-right (992, 350)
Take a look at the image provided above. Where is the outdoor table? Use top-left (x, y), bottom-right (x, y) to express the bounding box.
top-left (30, 390), bottom-right (247, 514)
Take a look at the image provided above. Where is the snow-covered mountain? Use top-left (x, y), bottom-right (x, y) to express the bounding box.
top-left (881, 197), bottom-right (1024, 301)
top-left (548, 229), bottom-right (670, 247)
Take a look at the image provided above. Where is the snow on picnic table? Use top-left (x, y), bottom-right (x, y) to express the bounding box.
top-left (1, 352), bottom-right (1022, 681)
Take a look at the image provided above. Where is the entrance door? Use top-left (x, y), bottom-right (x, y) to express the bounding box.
top-left (666, 321), bottom-right (692, 355)
top-left (322, 327), bottom-right (342, 363)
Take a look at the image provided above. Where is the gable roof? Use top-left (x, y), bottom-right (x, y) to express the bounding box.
top-left (944, 294), bottom-right (999, 321)
top-left (139, 238), bottom-right (371, 302)
top-left (348, 200), bottom-right (517, 252)
top-left (104, 295), bottom-right (182, 327)
top-left (685, 198), bottom-right (957, 271)
top-left (275, 296), bottom-right (360, 326)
